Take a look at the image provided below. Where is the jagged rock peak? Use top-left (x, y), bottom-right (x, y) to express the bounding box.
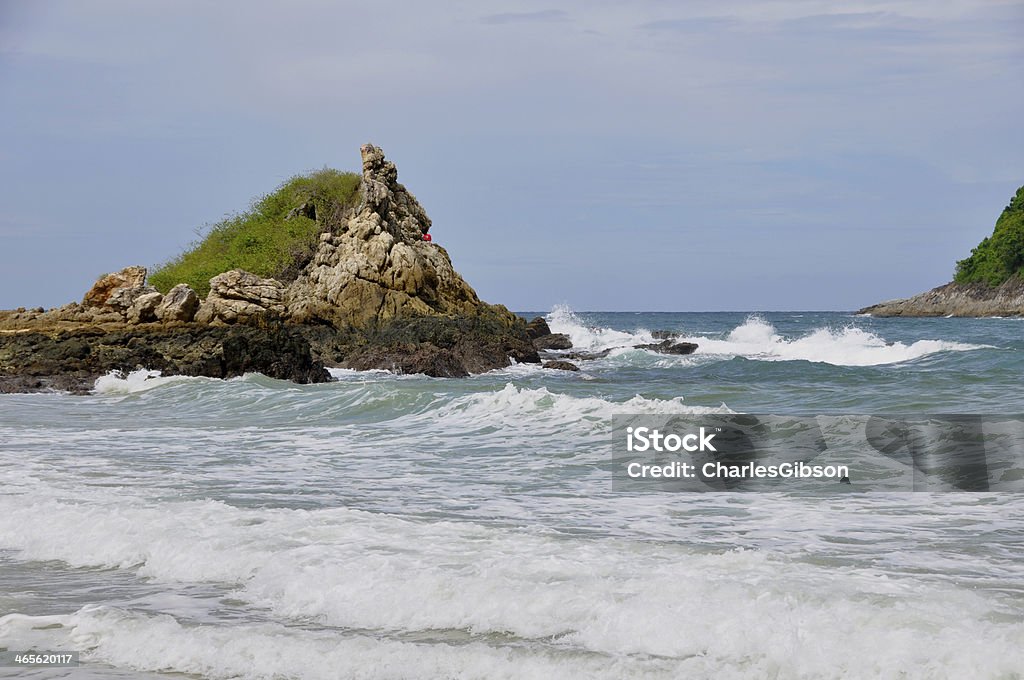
top-left (357, 143), bottom-right (431, 242)
top-left (286, 144), bottom-right (510, 329)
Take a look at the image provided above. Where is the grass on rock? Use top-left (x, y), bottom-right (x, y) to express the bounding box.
top-left (150, 169), bottom-right (361, 297)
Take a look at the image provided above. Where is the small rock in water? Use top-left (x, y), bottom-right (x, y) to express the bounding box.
top-left (564, 349), bottom-right (612, 361)
top-left (525, 316), bottom-right (552, 339)
top-left (533, 333), bottom-right (573, 350)
top-left (542, 360), bottom-right (579, 371)
top-left (635, 340), bottom-right (698, 355)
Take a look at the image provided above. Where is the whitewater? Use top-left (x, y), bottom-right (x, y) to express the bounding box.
top-left (1, 309), bottom-right (1023, 679)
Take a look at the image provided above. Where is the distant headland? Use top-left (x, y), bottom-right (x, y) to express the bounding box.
top-left (859, 184), bottom-right (1024, 317)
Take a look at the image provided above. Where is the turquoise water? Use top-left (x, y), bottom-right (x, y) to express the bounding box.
top-left (0, 309), bottom-right (1022, 678)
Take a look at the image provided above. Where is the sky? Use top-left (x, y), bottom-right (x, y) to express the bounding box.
top-left (0, 0), bottom-right (1021, 311)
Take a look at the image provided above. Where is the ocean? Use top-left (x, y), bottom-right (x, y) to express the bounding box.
top-left (1, 307), bottom-right (1022, 679)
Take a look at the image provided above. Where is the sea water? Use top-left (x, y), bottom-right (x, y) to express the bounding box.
top-left (1, 308), bottom-right (1022, 679)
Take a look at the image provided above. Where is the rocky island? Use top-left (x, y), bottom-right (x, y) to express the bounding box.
top-left (0, 144), bottom-right (699, 393)
top-left (860, 184), bottom-right (1024, 317)
top-left (0, 145), bottom-right (544, 392)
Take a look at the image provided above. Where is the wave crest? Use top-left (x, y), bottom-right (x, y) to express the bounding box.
top-left (546, 308), bottom-right (989, 367)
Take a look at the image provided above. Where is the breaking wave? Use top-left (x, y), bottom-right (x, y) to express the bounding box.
top-left (92, 369), bottom-right (206, 395)
top-left (1, 485), bottom-right (1022, 679)
top-left (546, 306), bottom-right (990, 367)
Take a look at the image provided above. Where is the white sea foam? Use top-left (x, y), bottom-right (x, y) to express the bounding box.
top-left (96, 366), bottom-right (430, 396)
top-left (547, 307), bottom-right (990, 367)
top-left (372, 384), bottom-right (730, 441)
top-left (92, 369), bottom-right (217, 395)
top-left (435, 383), bottom-right (729, 421)
top-left (326, 367), bottom-right (436, 381)
top-left (482, 358), bottom-right (549, 379)
top-left (326, 366), bottom-right (399, 381)
top-left (3, 310), bottom-right (1021, 679)
top-left (0, 606), bottom-right (704, 680)
top-left (0, 486), bottom-right (1022, 679)
top-left (547, 305), bottom-right (656, 352)
top-left (684, 316), bottom-right (989, 366)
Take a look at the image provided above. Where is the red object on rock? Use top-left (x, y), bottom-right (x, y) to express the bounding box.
top-left (422, 233), bottom-right (432, 242)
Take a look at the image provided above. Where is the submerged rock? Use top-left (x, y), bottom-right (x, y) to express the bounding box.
top-left (542, 360), bottom-right (579, 371)
top-left (563, 349), bottom-right (612, 361)
top-left (635, 340), bottom-right (699, 355)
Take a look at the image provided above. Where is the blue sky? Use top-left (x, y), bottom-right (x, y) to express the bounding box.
top-left (1, 0), bottom-right (1021, 311)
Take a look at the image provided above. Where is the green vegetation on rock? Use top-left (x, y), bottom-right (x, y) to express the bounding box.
top-left (954, 185), bottom-right (1024, 287)
top-left (150, 169), bottom-right (361, 298)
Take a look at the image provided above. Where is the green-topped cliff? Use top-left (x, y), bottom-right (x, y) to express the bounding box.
top-left (954, 185), bottom-right (1024, 287)
top-left (859, 183), bottom-right (1024, 317)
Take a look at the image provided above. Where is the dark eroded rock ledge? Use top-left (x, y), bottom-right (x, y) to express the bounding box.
top-left (0, 311), bottom-right (540, 393)
top-left (0, 322), bottom-right (330, 394)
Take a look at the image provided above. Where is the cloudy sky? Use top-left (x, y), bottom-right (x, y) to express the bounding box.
top-left (1, 0), bottom-right (1021, 311)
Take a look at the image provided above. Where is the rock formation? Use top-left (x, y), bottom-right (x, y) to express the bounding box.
top-left (635, 339), bottom-right (699, 355)
top-left (287, 144), bottom-right (499, 328)
top-left (0, 324), bottom-right (329, 394)
top-left (8, 266), bottom-right (167, 327)
top-left (858, 279), bottom-right (1024, 317)
top-left (523, 315), bottom-right (574, 351)
top-left (82, 266), bottom-right (147, 307)
top-left (195, 270), bottom-right (287, 325)
top-left (0, 144), bottom-right (541, 390)
top-left (532, 333), bottom-right (573, 350)
top-left (126, 291), bottom-right (163, 324)
top-left (156, 284), bottom-right (200, 322)
top-left (543, 360), bottom-right (580, 371)
top-left (525, 317), bottom-right (552, 339)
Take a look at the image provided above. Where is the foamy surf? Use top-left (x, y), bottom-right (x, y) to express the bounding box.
top-left (547, 304), bottom-right (658, 352)
top-left (5, 310), bottom-right (1023, 679)
top-left (1, 486), bottom-right (1022, 680)
top-left (0, 605), bottom-right (694, 680)
top-left (433, 383), bottom-right (730, 421)
top-left (680, 316), bottom-right (990, 366)
top-left (92, 369), bottom-right (199, 395)
top-left (546, 307), bottom-right (990, 367)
